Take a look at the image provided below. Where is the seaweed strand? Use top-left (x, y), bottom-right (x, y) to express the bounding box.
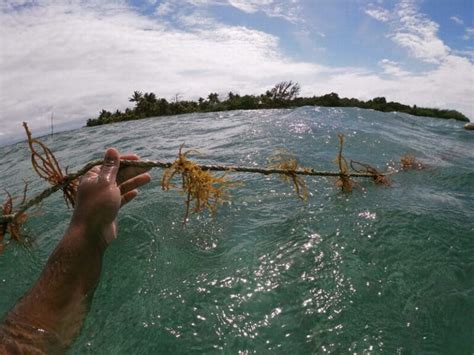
top-left (0, 158), bottom-right (381, 225)
top-left (0, 127), bottom-right (397, 248)
top-left (23, 122), bottom-right (78, 207)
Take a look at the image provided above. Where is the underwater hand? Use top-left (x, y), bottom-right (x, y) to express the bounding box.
top-left (71, 148), bottom-right (151, 247)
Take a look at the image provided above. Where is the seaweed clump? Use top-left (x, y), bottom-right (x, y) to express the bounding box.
top-left (400, 154), bottom-right (425, 170)
top-left (334, 134), bottom-right (354, 192)
top-left (268, 149), bottom-right (309, 200)
top-left (350, 161), bottom-right (391, 186)
top-left (0, 185), bottom-right (28, 252)
top-left (161, 145), bottom-right (234, 224)
top-left (23, 122), bottom-right (77, 207)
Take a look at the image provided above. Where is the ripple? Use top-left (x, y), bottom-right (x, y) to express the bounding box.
top-left (0, 107), bottom-right (472, 354)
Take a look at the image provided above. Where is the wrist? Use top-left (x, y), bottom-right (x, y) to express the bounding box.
top-left (67, 216), bottom-right (110, 253)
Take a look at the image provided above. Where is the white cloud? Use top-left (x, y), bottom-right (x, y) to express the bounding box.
top-left (378, 59), bottom-right (410, 77)
top-left (303, 55), bottom-right (473, 118)
top-left (463, 27), bottom-right (474, 41)
top-left (175, 10), bottom-right (216, 28)
top-left (258, 1), bottom-right (302, 23)
top-left (450, 15), bottom-right (463, 25)
top-left (176, 0), bottom-right (301, 23)
top-left (453, 48), bottom-right (474, 61)
top-left (154, 1), bottom-right (173, 16)
top-left (365, 7), bottom-right (391, 22)
top-left (390, 0), bottom-right (449, 64)
top-left (226, 0), bottom-right (302, 23)
top-left (0, 0), bottom-right (321, 140)
top-left (359, 0), bottom-right (472, 116)
top-left (227, 0), bottom-right (272, 13)
top-left (0, 0), bottom-right (472, 143)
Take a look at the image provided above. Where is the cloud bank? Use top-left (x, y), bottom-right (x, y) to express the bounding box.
top-left (0, 0), bottom-right (472, 142)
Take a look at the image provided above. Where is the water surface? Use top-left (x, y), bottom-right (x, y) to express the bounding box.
top-left (0, 107), bottom-right (473, 353)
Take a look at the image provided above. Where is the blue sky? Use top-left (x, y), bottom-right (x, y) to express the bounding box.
top-left (0, 0), bottom-right (473, 142)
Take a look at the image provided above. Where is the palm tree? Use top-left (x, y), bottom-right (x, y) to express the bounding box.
top-left (143, 92), bottom-right (157, 104)
top-left (129, 91), bottom-right (143, 103)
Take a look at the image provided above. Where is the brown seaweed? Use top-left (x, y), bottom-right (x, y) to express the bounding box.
top-left (161, 145), bottom-right (234, 224)
top-left (350, 160), bottom-right (391, 186)
top-left (334, 134), bottom-right (354, 192)
top-left (23, 122), bottom-right (77, 207)
top-left (268, 149), bottom-right (309, 200)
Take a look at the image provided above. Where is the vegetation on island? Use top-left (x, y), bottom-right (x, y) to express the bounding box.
top-left (86, 81), bottom-right (469, 126)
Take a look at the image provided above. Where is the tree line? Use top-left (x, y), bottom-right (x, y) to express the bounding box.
top-left (86, 81), bottom-right (469, 126)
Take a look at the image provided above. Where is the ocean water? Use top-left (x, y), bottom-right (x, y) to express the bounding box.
top-left (0, 107), bottom-right (473, 353)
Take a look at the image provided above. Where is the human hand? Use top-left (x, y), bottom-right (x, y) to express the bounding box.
top-left (71, 148), bottom-right (151, 248)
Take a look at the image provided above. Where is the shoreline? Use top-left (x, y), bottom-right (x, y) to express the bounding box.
top-left (86, 83), bottom-right (469, 127)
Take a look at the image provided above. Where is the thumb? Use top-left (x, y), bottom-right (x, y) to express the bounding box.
top-left (99, 148), bottom-right (120, 185)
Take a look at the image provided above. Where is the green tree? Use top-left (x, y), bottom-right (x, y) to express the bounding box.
top-left (88, 84), bottom-right (469, 127)
top-left (208, 93), bottom-right (219, 104)
top-left (129, 91), bottom-right (143, 104)
top-left (270, 81), bottom-right (300, 101)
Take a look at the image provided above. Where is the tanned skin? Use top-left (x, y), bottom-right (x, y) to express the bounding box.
top-left (0, 149), bottom-right (151, 353)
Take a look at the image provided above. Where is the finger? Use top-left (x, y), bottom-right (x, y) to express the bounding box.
top-left (117, 163), bottom-right (151, 185)
top-left (120, 154), bottom-right (140, 161)
top-left (90, 165), bottom-right (101, 174)
top-left (121, 189), bottom-right (138, 206)
top-left (99, 148), bottom-right (120, 185)
top-left (79, 165), bottom-right (100, 183)
top-left (119, 173), bottom-right (151, 195)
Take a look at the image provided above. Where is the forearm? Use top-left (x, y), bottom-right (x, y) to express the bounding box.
top-left (0, 221), bottom-right (105, 351)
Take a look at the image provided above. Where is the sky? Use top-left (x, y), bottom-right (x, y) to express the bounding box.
top-left (0, 0), bottom-right (473, 143)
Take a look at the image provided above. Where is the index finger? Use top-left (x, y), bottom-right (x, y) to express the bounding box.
top-left (120, 154), bottom-right (140, 161)
top-left (117, 155), bottom-right (151, 184)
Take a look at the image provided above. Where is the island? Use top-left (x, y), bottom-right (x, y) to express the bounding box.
top-left (86, 81), bottom-right (469, 127)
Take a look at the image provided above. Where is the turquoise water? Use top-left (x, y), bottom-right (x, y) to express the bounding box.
top-left (0, 107), bottom-right (473, 353)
